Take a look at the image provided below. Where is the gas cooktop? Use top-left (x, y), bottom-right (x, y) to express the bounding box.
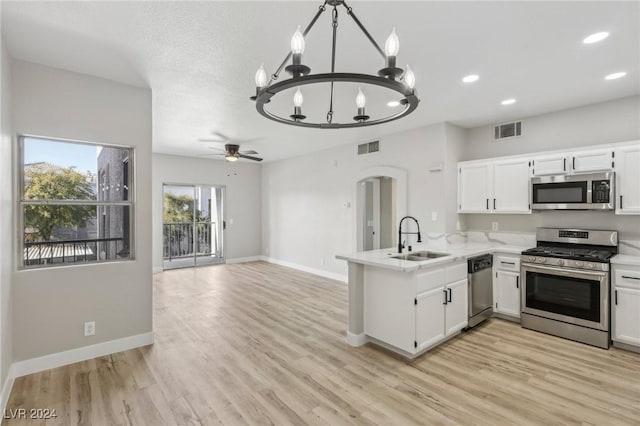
top-left (521, 246), bottom-right (614, 263)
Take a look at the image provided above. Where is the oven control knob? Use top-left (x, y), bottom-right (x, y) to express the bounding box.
top-left (556, 259), bottom-right (564, 266)
top-left (538, 258), bottom-right (546, 263)
top-left (587, 263), bottom-right (595, 269)
top-left (576, 261), bottom-right (584, 267)
top-left (528, 256), bottom-right (535, 262)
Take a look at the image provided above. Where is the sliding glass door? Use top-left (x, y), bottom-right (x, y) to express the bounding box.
top-left (162, 184), bottom-right (225, 270)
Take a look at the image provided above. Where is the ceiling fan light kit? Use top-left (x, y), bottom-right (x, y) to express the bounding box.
top-left (250, 0), bottom-right (420, 129)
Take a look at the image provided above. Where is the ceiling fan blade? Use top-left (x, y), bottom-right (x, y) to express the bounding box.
top-left (199, 138), bottom-right (226, 143)
top-left (207, 146), bottom-right (226, 152)
top-left (238, 153), bottom-right (263, 162)
top-left (201, 153), bottom-right (226, 156)
top-left (239, 150), bottom-right (259, 155)
top-left (212, 131), bottom-right (230, 141)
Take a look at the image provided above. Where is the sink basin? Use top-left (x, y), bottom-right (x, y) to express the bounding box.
top-left (390, 251), bottom-right (450, 261)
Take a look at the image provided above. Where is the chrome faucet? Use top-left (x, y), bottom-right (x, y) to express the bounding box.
top-left (398, 216), bottom-right (422, 253)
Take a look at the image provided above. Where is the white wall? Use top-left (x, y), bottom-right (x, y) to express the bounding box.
top-left (11, 61), bottom-right (152, 361)
top-left (464, 96), bottom-right (639, 161)
top-left (262, 122), bottom-right (461, 278)
top-left (152, 154), bottom-right (262, 270)
top-left (0, 38), bottom-right (14, 390)
top-left (461, 96), bottom-right (640, 240)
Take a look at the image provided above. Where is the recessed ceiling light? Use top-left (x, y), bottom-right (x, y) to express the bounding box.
top-left (605, 71), bottom-right (627, 80)
top-left (387, 100), bottom-right (401, 107)
top-left (462, 74), bottom-right (479, 83)
top-left (583, 32), bottom-right (609, 44)
top-left (501, 99), bottom-right (516, 105)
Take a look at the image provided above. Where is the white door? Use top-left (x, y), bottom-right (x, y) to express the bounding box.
top-left (458, 162), bottom-right (492, 213)
top-left (571, 149), bottom-right (613, 173)
top-left (493, 159), bottom-right (531, 213)
top-left (613, 287), bottom-right (640, 346)
top-left (531, 154), bottom-right (568, 176)
top-left (445, 279), bottom-right (468, 336)
top-left (494, 271), bottom-right (521, 317)
top-left (415, 287), bottom-right (446, 351)
top-left (616, 145), bottom-right (640, 214)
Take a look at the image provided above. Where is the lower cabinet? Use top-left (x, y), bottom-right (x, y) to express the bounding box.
top-left (493, 254), bottom-right (521, 319)
top-left (364, 261), bottom-right (468, 355)
top-left (612, 265), bottom-right (640, 348)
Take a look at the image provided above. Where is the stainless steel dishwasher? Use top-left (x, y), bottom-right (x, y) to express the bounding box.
top-left (467, 254), bottom-right (493, 328)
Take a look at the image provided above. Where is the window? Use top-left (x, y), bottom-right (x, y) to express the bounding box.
top-left (19, 136), bottom-right (134, 268)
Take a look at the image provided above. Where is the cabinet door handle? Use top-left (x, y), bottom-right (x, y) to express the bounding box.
top-left (615, 290), bottom-right (618, 305)
top-left (620, 195), bottom-right (623, 210)
top-left (563, 158), bottom-right (566, 171)
top-left (516, 276), bottom-right (519, 289)
top-left (493, 198), bottom-right (496, 209)
top-left (486, 199), bottom-right (489, 210)
top-left (622, 275), bottom-right (640, 280)
top-left (572, 157), bottom-right (576, 170)
top-left (501, 261), bottom-right (515, 265)
top-left (447, 288), bottom-right (452, 303)
top-left (443, 289), bottom-right (448, 305)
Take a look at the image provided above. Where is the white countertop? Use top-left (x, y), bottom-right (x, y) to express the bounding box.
top-left (336, 243), bottom-right (529, 272)
top-left (611, 254), bottom-right (640, 266)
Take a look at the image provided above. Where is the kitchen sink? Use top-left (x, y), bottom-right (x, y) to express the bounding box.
top-left (390, 251), bottom-right (450, 261)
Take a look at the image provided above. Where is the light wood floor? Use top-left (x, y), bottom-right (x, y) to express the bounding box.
top-left (4, 261), bottom-right (640, 425)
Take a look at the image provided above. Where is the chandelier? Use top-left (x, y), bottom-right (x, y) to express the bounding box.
top-left (250, 0), bottom-right (420, 129)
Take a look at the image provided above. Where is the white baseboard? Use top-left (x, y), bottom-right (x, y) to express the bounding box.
top-left (226, 256), bottom-right (263, 264)
top-left (152, 266), bottom-right (163, 274)
top-left (1, 364), bottom-right (15, 416)
top-left (262, 256), bottom-right (347, 283)
top-left (346, 331), bottom-right (368, 346)
top-left (12, 332), bottom-right (154, 378)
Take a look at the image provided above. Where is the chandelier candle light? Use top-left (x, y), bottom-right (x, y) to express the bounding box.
top-left (250, 0), bottom-right (419, 129)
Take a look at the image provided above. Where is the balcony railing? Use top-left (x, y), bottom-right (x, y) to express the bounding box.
top-left (24, 237), bottom-right (126, 266)
top-left (163, 222), bottom-right (218, 260)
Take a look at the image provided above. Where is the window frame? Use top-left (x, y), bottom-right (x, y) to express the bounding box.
top-left (18, 134), bottom-right (136, 270)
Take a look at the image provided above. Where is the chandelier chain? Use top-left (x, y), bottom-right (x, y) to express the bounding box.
top-left (327, 6), bottom-right (339, 123)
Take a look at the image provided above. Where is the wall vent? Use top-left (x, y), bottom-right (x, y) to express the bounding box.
top-left (494, 121), bottom-right (522, 140)
top-left (358, 140), bottom-right (380, 155)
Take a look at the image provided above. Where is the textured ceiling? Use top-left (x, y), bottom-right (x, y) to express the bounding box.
top-left (2, 1), bottom-right (639, 162)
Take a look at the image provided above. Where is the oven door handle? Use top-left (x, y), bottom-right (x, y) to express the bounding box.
top-left (522, 263), bottom-right (607, 278)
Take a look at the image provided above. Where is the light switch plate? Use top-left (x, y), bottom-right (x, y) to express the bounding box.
top-left (492, 222), bottom-right (499, 231)
top-left (431, 211), bottom-right (438, 221)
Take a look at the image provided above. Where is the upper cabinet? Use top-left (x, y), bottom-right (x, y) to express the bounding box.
top-left (531, 149), bottom-right (614, 176)
top-left (458, 162), bottom-right (493, 213)
top-left (531, 154), bottom-right (568, 176)
top-left (458, 140), bottom-right (638, 215)
top-left (493, 158), bottom-right (531, 213)
top-left (615, 144), bottom-right (640, 214)
top-left (571, 148), bottom-right (614, 173)
top-left (458, 159), bottom-right (530, 214)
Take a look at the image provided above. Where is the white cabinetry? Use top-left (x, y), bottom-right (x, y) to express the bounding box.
top-left (458, 162), bottom-right (492, 213)
top-left (571, 149), bottom-right (613, 173)
top-left (612, 265), bottom-right (640, 348)
top-left (615, 144), bottom-right (640, 214)
top-left (493, 158), bottom-right (531, 213)
top-left (531, 154), bottom-right (568, 176)
top-left (458, 160), bottom-right (530, 214)
top-left (365, 262), bottom-right (467, 355)
top-left (493, 254), bottom-right (521, 319)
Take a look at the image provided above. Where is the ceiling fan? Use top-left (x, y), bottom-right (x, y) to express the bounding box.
top-left (200, 132), bottom-right (263, 162)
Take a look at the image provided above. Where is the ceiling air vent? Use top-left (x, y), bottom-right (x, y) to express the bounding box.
top-left (494, 121), bottom-right (522, 140)
top-left (357, 140), bottom-right (380, 155)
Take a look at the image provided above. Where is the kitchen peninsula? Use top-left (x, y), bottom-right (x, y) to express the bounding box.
top-left (336, 242), bottom-right (527, 358)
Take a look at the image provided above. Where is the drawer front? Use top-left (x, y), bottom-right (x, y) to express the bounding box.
top-left (495, 255), bottom-right (520, 272)
top-left (615, 268), bottom-right (640, 290)
top-left (446, 262), bottom-right (467, 284)
top-left (416, 268), bottom-right (445, 294)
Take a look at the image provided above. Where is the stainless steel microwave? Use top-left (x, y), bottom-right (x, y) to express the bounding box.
top-left (530, 172), bottom-right (614, 210)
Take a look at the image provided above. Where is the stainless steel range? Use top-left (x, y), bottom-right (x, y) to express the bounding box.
top-left (521, 228), bottom-right (618, 349)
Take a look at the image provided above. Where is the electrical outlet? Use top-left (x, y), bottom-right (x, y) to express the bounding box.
top-left (431, 211), bottom-right (438, 221)
top-left (492, 222), bottom-right (499, 231)
top-left (84, 321), bottom-right (95, 337)
top-left (456, 220), bottom-right (461, 231)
